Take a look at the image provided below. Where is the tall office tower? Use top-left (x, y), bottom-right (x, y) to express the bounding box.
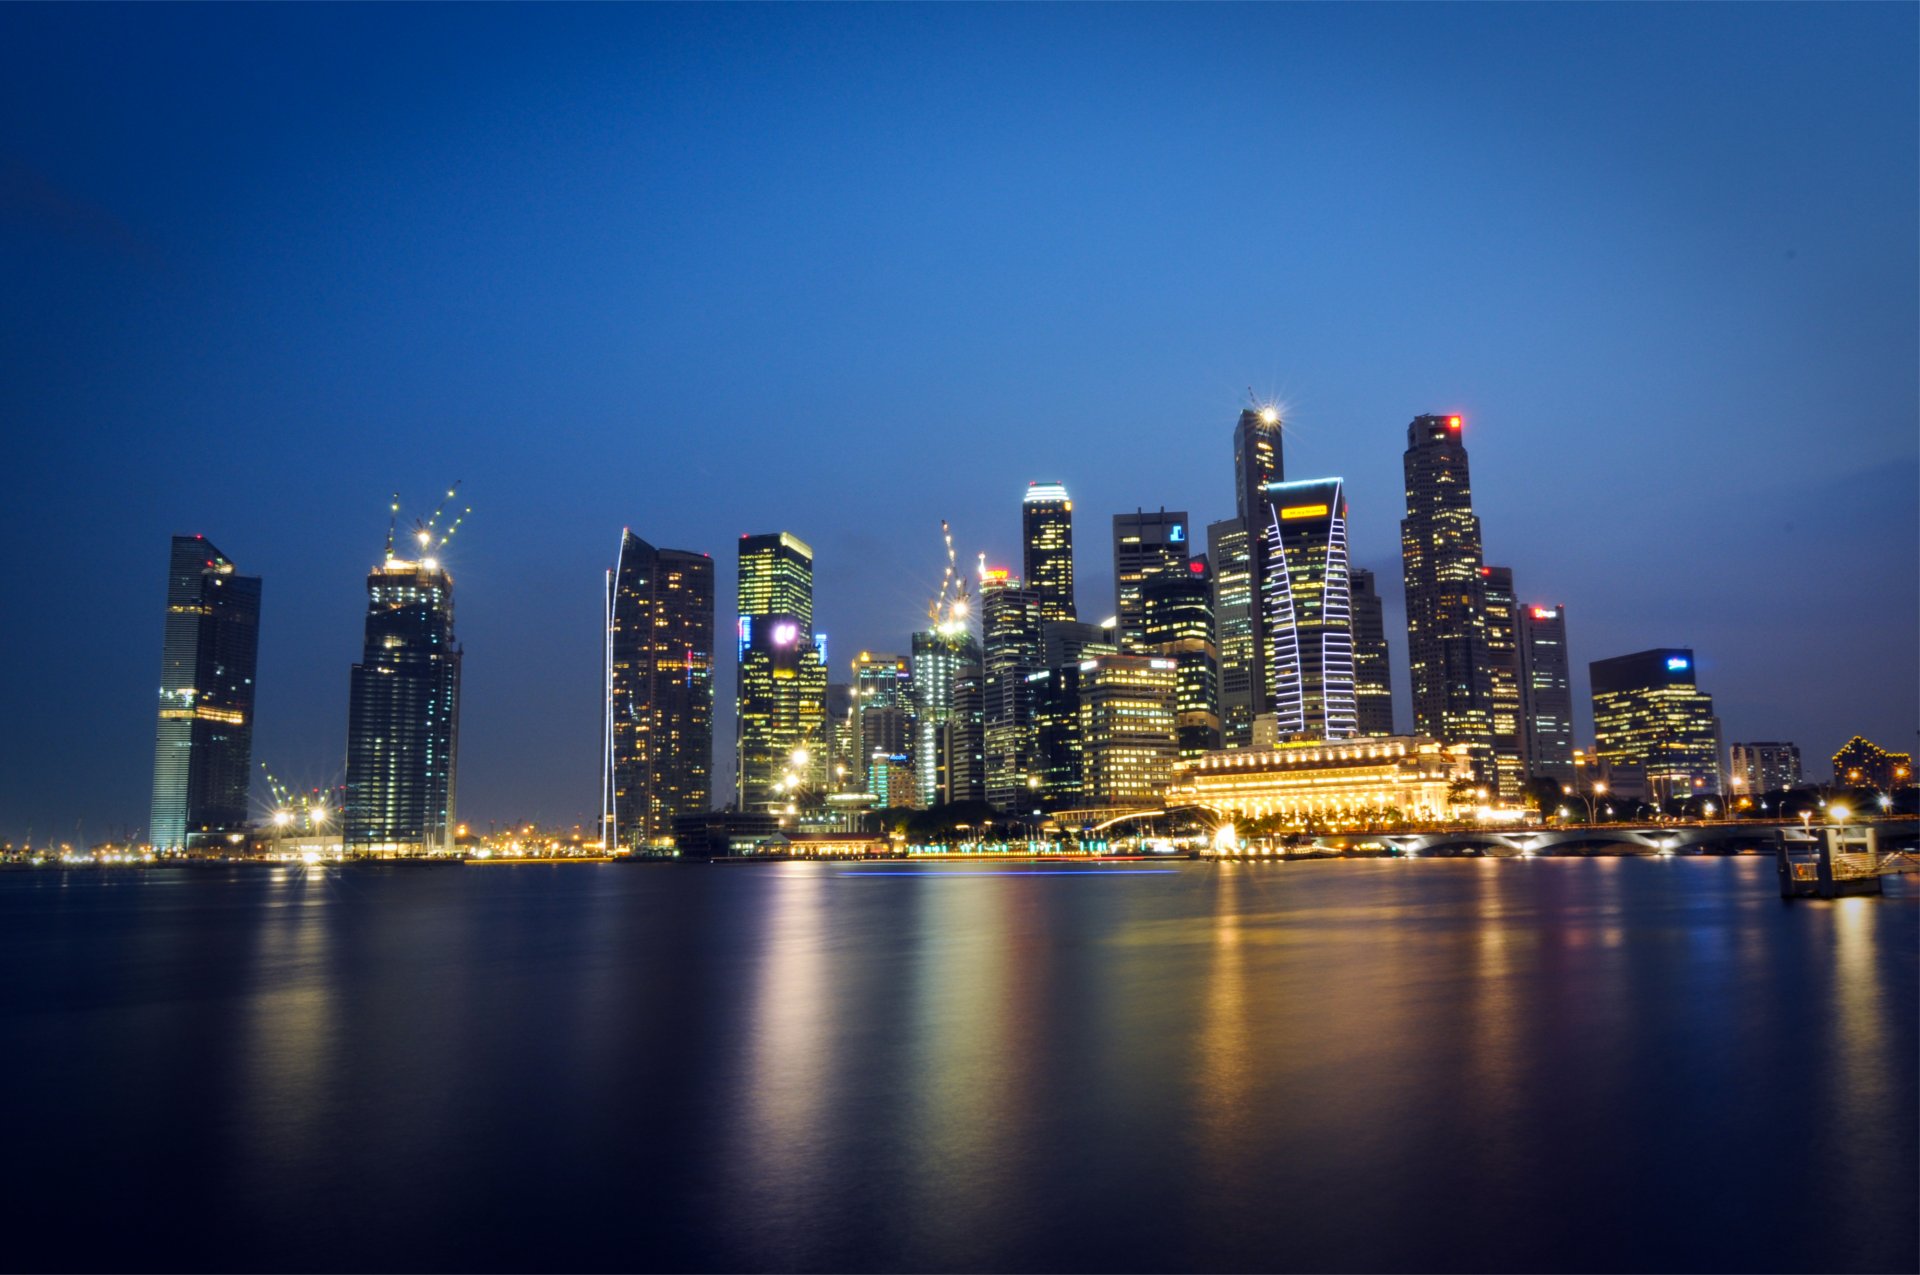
top-left (735, 532), bottom-right (827, 813)
top-left (1518, 603), bottom-right (1574, 782)
top-left (1041, 618), bottom-right (1115, 668)
top-left (911, 624), bottom-right (983, 807)
top-left (1590, 648), bottom-right (1722, 805)
top-left (149, 535), bottom-right (261, 852)
top-left (1030, 664), bottom-right (1085, 812)
top-left (1112, 508), bottom-right (1191, 650)
top-left (1234, 405), bottom-right (1285, 526)
top-left (1207, 517), bottom-right (1257, 747)
top-left (1141, 556), bottom-right (1221, 758)
top-left (1260, 477), bottom-right (1358, 741)
top-left (1479, 565), bottom-right (1524, 800)
top-left (1347, 568), bottom-right (1393, 737)
top-left (1401, 413), bottom-right (1495, 784)
top-left (601, 532), bottom-right (715, 850)
top-left (345, 549), bottom-right (462, 855)
top-left (1022, 482), bottom-right (1077, 622)
top-left (1728, 741), bottom-right (1801, 798)
top-left (950, 664), bottom-right (987, 804)
top-left (981, 572), bottom-right (1046, 811)
top-left (850, 650), bottom-right (913, 796)
top-left (825, 682), bottom-right (856, 790)
top-left (1077, 654), bottom-right (1178, 808)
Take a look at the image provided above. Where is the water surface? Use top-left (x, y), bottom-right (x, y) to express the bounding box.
top-left (3, 858), bottom-right (1913, 1272)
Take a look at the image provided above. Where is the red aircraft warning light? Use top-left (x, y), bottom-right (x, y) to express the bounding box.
top-left (1447, 415), bottom-right (1462, 430)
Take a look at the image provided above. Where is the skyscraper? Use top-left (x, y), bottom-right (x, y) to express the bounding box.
top-left (602, 531), bottom-right (715, 850)
top-left (1260, 477), bottom-right (1357, 741)
top-left (1234, 405), bottom-right (1285, 528)
top-left (1590, 648), bottom-right (1721, 805)
top-left (1112, 508), bottom-right (1190, 650)
top-left (850, 650), bottom-right (913, 799)
top-left (912, 624), bottom-right (983, 807)
top-left (981, 571), bottom-right (1045, 811)
top-left (1141, 556), bottom-right (1221, 758)
top-left (1480, 565), bottom-right (1524, 800)
top-left (345, 548), bottom-right (461, 855)
top-left (1076, 653), bottom-right (1178, 808)
top-left (1206, 516), bottom-right (1257, 748)
top-left (1518, 603), bottom-right (1574, 782)
top-left (1348, 568), bottom-right (1394, 737)
top-left (1728, 741), bottom-right (1801, 799)
top-left (735, 532), bottom-right (827, 813)
top-left (149, 535), bottom-right (261, 852)
top-left (1022, 482), bottom-right (1077, 622)
top-left (1400, 413), bottom-right (1495, 784)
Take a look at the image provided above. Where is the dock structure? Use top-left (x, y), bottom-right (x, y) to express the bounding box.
top-left (1776, 824), bottom-right (1919, 899)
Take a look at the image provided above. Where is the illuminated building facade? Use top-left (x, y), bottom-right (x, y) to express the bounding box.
top-left (602, 531), bottom-right (714, 850)
top-left (851, 650), bottom-right (912, 798)
top-left (1112, 508), bottom-right (1190, 651)
top-left (1022, 482), bottom-right (1077, 622)
top-left (1480, 565), bottom-right (1524, 800)
top-left (1728, 741), bottom-right (1801, 799)
top-left (1030, 665), bottom-right (1085, 811)
top-left (1206, 516), bottom-right (1257, 748)
top-left (735, 532), bottom-right (827, 813)
top-left (1260, 477), bottom-right (1357, 740)
top-left (826, 682), bottom-right (856, 790)
top-left (1348, 568), bottom-right (1394, 737)
top-left (982, 573), bottom-right (1045, 811)
top-left (345, 553), bottom-right (461, 854)
top-left (1400, 413), bottom-right (1494, 784)
top-left (1518, 603), bottom-right (1574, 782)
top-left (1171, 736), bottom-right (1472, 827)
top-left (1830, 736), bottom-right (1911, 791)
top-left (1141, 556), bottom-right (1221, 758)
top-left (149, 534), bottom-right (261, 852)
top-left (1077, 654), bottom-right (1178, 807)
top-left (1590, 648), bottom-right (1721, 804)
top-left (911, 624), bottom-right (983, 806)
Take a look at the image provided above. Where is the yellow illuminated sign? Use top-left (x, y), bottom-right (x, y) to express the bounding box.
top-left (1279, 504), bottom-right (1329, 520)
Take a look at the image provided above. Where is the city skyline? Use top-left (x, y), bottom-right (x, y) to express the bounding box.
top-left (3, 4), bottom-right (1914, 838)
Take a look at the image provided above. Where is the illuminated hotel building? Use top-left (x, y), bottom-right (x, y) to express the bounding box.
top-left (602, 531), bottom-right (714, 849)
top-left (735, 532), bottom-right (827, 812)
top-left (1077, 653), bottom-right (1178, 808)
top-left (982, 572), bottom-right (1045, 810)
top-left (345, 549), bottom-right (461, 855)
top-left (149, 534), bottom-right (261, 852)
top-left (1728, 741), bottom-right (1801, 798)
top-left (1206, 516), bottom-right (1257, 747)
top-left (851, 650), bottom-right (912, 797)
top-left (1260, 477), bottom-right (1357, 740)
top-left (1022, 482), bottom-right (1077, 622)
top-left (1480, 565), bottom-right (1524, 800)
top-left (911, 624), bottom-right (983, 807)
top-left (1589, 648), bottom-right (1721, 804)
top-left (1171, 736), bottom-right (1473, 827)
top-left (1348, 568), bottom-right (1394, 737)
top-left (1141, 556), bottom-right (1221, 758)
top-left (1518, 603), bottom-right (1574, 782)
top-left (1112, 508), bottom-right (1190, 651)
top-left (1830, 736), bottom-right (1911, 791)
top-left (1400, 413), bottom-right (1495, 784)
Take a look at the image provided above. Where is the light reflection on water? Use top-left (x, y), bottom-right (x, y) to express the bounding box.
top-left (0, 859), bottom-right (1912, 1273)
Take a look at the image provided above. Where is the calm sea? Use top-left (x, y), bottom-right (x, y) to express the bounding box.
top-left (2, 858), bottom-right (1913, 1273)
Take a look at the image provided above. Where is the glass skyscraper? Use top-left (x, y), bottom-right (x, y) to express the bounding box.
top-left (981, 572), bottom-right (1045, 811)
top-left (602, 530), bottom-right (714, 850)
top-left (1141, 555), bottom-right (1221, 758)
top-left (1481, 564), bottom-right (1525, 800)
top-left (911, 623), bottom-right (983, 807)
top-left (345, 549), bottom-right (461, 855)
top-left (149, 534), bottom-right (261, 852)
top-left (1590, 648), bottom-right (1722, 805)
top-left (1021, 482), bottom-right (1077, 623)
top-left (1206, 516), bottom-right (1256, 748)
top-left (735, 532), bottom-right (826, 813)
top-left (1400, 413), bottom-right (1494, 785)
top-left (850, 650), bottom-right (912, 800)
top-left (1260, 477), bottom-right (1358, 741)
top-left (1348, 567), bottom-right (1394, 737)
top-left (1111, 508), bottom-right (1190, 651)
top-left (1518, 603), bottom-right (1574, 783)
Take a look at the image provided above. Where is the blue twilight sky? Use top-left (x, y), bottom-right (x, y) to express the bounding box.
top-left (2, 4), bottom-right (1914, 839)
